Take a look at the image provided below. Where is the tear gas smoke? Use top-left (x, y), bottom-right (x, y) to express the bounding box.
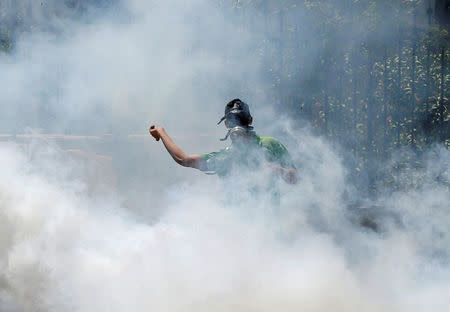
top-left (1, 130), bottom-right (449, 312)
top-left (1, 1), bottom-right (449, 311)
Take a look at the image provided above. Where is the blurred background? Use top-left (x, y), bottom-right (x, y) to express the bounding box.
top-left (0, 2), bottom-right (449, 311)
top-left (0, 0), bottom-right (448, 199)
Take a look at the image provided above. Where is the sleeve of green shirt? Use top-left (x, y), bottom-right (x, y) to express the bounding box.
top-left (200, 150), bottom-right (226, 174)
top-left (260, 137), bottom-right (295, 169)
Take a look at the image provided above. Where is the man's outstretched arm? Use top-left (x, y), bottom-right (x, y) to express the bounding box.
top-left (149, 125), bottom-right (205, 170)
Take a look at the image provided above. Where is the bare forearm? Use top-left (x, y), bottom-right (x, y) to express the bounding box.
top-left (157, 128), bottom-right (201, 168)
top-left (158, 128), bottom-right (187, 165)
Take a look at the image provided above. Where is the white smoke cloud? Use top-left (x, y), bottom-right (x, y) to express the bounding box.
top-left (1, 0), bottom-right (449, 311)
top-left (1, 132), bottom-right (449, 311)
top-left (0, 142), bottom-right (368, 312)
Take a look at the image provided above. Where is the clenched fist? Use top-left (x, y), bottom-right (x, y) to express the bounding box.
top-left (149, 125), bottom-right (163, 141)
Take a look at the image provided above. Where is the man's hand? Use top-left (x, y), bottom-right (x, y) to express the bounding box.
top-left (264, 162), bottom-right (298, 184)
top-left (148, 125), bottom-right (205, 170)
top-left (149, 125), bottom-right (162, 141)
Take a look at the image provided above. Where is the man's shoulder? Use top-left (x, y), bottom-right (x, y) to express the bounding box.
top-left (259, 135), bottom-right (281, 145)
top-left (258, 135), bottom-right (287, 152)
top-left (257, 134), bottom-right (293, 167)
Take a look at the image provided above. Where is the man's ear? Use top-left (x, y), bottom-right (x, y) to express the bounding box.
top-left (248, 116), bottom-right (253, 125)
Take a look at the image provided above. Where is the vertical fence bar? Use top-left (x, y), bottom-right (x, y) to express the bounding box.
top-left (366, 47), bottom-right (376, 195)
top-left (323, 65), bottom-right (329, 137)
top-left (426, 5), bottom-right (433, 114)
top-left (278, 8), bottom-right (284, 106)
top-left (440, 45), bottom-right (446, 123)
top-left (422, 4), bottom-right (434, 145)
top-left (410, 10), bottom-right (418, 147)
top-left (263, 0), bottom-right (269, 81)
top-left (396, 27), bottom-right (403, 146)
top-left (383, 45), bottom-right (389, 153)
top-left (352, 45), bottom-right (358, 125)
top-left (367, 49), bottom-right (375, 157)
top-left (349, 44), bottom-right (358, 157)
top-left (337, 54), bottom-right (345, 139)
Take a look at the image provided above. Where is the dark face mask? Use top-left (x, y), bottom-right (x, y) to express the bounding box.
top-left (218, 100), bottom-right (253, 141)
top-left (218, 101), bottom-right (250, 127)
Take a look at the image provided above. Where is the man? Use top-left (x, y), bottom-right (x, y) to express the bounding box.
top-left (149, 99), bottom-right (297, 184)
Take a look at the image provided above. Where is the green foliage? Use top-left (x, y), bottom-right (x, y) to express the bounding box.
top-left (424, 26), bottom-right (450, 51)
top-left (0, 28), bottom-right (13, 53)
top-left (242, 0), bottom-right (449, 192)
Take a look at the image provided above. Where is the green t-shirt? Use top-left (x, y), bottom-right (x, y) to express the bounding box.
top-left (200, 131), bottom-right (294, 177)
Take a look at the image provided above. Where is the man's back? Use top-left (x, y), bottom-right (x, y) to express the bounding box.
top-left (200, 131), bottom-right (294, 177)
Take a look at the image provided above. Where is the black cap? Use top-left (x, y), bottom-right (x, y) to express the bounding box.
top-left (217, 99), bottom-right (252, 127)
